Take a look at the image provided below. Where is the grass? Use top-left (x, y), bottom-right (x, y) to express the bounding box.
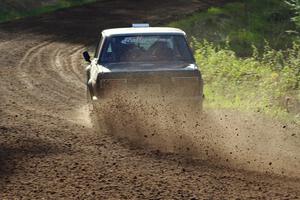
top-left (195, 40), bottom-right (300, 123)
top-left (169, 0), bottom-right (296, 57)
top-left (168, 0), bottom-right (300, 123)
top-left (0, 0), bottom-right (98, 23)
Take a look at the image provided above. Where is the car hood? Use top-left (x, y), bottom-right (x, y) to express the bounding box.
top-left (100, 62), bottom-right (197, 72)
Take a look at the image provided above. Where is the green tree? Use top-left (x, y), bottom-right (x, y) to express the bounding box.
top-left (286, 0), bottom-right (300, 29)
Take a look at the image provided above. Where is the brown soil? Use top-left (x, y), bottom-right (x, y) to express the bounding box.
top-left (0, 0), bottom-right (299, 199)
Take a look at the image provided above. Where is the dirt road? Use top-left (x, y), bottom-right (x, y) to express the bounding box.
top-left (0, 0), bottom-right (299, 199)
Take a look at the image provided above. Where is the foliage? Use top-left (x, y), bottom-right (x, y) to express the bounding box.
top-left (194, 39), bottom-right (300, 122)
top-left (169, 0), bottom-right (295, 57)
top-left (285, 0), bottom-right (300, 29)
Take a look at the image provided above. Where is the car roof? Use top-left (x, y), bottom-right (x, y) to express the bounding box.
top-left (102, 27), bottom-right (186, 37)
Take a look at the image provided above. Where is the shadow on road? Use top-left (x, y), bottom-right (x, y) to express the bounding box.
top-left (0, 126), bottom-right (70, 189)
top-left (0, 0), bottom-right (230, 46)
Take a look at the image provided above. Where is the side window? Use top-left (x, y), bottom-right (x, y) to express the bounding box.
top-left (107, 44), bottom-right (112, 53)
top-left (101, 39), bottom-right (115, 63)
top-left (173, 36), bottom-right (194, 61)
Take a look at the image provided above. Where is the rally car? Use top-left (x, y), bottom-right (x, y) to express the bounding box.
top-left (83, 24), bottom-right (203, 110)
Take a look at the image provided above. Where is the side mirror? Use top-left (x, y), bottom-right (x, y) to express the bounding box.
top-left (83, 51), bottom-right (91, 63)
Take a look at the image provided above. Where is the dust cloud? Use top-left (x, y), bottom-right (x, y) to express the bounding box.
top-left (88, 91), bottom-right (300, 178)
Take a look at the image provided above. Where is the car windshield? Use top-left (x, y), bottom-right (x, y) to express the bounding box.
top-left (99, 35), bottom-right (194, 64)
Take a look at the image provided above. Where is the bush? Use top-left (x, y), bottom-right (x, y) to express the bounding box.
top-left (285, 0), bottom-right (300, 29)
top-left (194, 40), bottom-right (300, 121)
top-left (169, 0), bottom-right (295, 57)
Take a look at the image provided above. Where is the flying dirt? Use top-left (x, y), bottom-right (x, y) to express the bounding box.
top-left (0, 0), bottom-right (299, 199)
